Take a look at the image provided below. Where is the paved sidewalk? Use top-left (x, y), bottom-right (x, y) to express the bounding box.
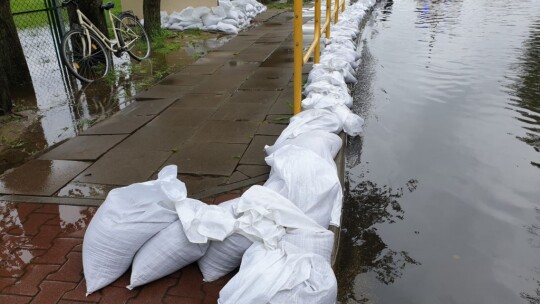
top-left (0, 8), bottom-right (313, 304)
top-left (0, 9), bottom-right (305, 206)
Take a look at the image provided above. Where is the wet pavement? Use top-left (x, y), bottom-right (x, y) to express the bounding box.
top-left (0, 9), bottom-right (301, 301)
top-left (0, 191), bottom-right (244, 303)
top-left (0, 9), bottom-right (298, 205)
top-left (338, 0), bottom-right (540, 303)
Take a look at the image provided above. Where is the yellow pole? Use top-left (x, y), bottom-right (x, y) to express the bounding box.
top-left (342, 0), bottom-right (345, 12)
top-left (293, 0), bottom-right (303, 115)
top-left (326, 0), bottom-right (331, 39)
top-left (334, 0), bottom-right (339, 23)
top-left (314, 0), bottom-right (321, 64)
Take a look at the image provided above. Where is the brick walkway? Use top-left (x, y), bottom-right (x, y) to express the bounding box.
top-left (0, 190), bottom-right (246, 304)
top-left (0, 7), bottom-right (312, 304)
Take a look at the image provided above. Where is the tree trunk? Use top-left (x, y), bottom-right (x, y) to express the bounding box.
top-left (67, 0), bottom-right (107, 35)
top-left (0, 0), bottom-right (35, 93)
top-left (0, 62), bottom-right (11, 115)
top-left (143, 0), bottom-right (161, 39)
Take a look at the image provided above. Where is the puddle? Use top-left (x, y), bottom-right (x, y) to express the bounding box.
top-left (0, 27), bottom-right (233, 175)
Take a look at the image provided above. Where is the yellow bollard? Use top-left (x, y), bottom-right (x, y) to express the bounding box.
top-left (314, 0), bottom-right (321, 64)
top-left (293, 0), bottom-right (303, 115)
top-left (326, 0), bottom-right (331, 39)
top-left (334, 0), bottom-right (339, 23)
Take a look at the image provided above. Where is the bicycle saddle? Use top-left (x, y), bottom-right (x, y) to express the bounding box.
top-left (101, 2), bottom-right (114, 10)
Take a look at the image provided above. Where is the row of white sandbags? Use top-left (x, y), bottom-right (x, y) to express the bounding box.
top-left (82, 165), bottom-right (335, 296)
top-left (217, 1), bottom-right (377, 302)
top-left (82, 0), bottom-right (376, 300)
top-left (161, 0), bottom-right (266, 34)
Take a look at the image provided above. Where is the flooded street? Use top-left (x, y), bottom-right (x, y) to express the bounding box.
top-left (338, 0), bottom-right (540, 303)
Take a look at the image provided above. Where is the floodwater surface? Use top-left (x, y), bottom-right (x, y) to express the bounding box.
top-left (338, 0), bottom-right (540, 303)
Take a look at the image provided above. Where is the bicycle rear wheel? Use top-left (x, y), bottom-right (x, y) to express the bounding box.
top-left (60, 29), bottom-right (111, 83)
top-left (116, 14), bottom-right (151, 61)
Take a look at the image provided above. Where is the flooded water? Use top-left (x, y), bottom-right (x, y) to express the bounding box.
top-left (338, 0), bottom-right (540, 303)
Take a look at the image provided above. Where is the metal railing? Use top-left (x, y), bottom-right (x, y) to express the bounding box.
top-left (293, 0), bottom-right (346, 114)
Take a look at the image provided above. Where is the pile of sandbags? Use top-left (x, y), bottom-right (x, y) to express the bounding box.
top-left (82, 0), bottom-right (377, 302)
top-left (161, 0), bottom-right (266, 34)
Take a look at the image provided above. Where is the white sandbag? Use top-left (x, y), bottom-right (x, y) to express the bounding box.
top-left (128, 220), bottom-right (209, 289)
top-left (216, 21), bottom-right (239, 34)
top-left (265, 130), bottom-right (342, 162)
top-left (264, 145), bottom-right (343, 228)
top-left (82, 165), bottom-right (183, 294)
top-left (332, 104), bottom-right (364, 136)
top-left (280, 230), bottom-right (335, 263)
top-left (202, 13), bottom-right (225, 27)
top-left (219, 242), bottom-right (337, 304)
top-left (269, 109), bottom-right (343, 148)
top-left (234, 186), bottom-right (328, 248)
top-left (199, 233), bottom-right (252, 282)
top-left (198, 198), bottom-right (253, 282)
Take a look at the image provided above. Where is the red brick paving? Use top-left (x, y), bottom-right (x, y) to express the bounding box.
top-left (0, 191), bottom-right (242, 303)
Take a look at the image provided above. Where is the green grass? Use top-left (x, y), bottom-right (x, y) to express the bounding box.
top-left (11, 0), bottom-right (123, 29)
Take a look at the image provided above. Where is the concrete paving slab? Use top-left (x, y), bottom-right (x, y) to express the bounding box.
top-left (178, 64), bottom-right (224, 75)
top-left (192, 120), bottom-right (259, 144)
top-left (135, 84), bottom-right (194, 99)
top-left (235, 44), bottom-right (280, 62)
top-left (192, 56), bottom-right (230, 66)
top-left (166, 142), bottom-right (247, 176)
top-left (266, 114), bottom-right (292, 124)
top-left (179, 174), bottom-right (228, 195)
top-left (204, 50), bottom-right (237, 59)
top-left (228, 90), bottom-right (281, 104)
top-left (210, 102), bottom-right (272, 122)
top-left (227, 171), bottom-right (250, 184)
top-left (236, 164), bottom-right (271, 177)
top-left (256, 122), bottom-right (287, 136)
top-left (75, 148), bottom-right (172, 185)
top-left (148, 108), bottom-right (216, 127)
top-left (121, 99), bottom-right (177, 116)
top-left (260, 47), bottom-right (294, 68)
top-left (213, 38), bottom-right (257, 52)
top-left (269, 87), bottom-right (294, 115)
top-left (158, 74), bottom-right (208, 86)
top-left (239, 135), bottom-right (278, 165)
top-left (189, 70), bottom-right (252, 94)
top-left (82, 114), bottom-right (154, 135)
top-left (56, 182), bottom-right (117, 199)
top-left (240, 67), bottom-right (293, 91)
top-left (0, 160), bottom-right (90, 196)
top-left (114, 126), bottom-right (197, 152)
top-left (216, 60), bottom-right (261, 73)
top-left (39, 135), bottom-right (127, 161)
top-left (169, 93), bottom-right (230, 109)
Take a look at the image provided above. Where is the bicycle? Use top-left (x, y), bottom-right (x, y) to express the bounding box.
top-left (60, 0), bottom-right (151, 83)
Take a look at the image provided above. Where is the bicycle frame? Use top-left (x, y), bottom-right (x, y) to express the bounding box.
top-left (76, 9), bottom-right (137, 56)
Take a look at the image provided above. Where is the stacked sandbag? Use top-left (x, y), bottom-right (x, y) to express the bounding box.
top-left (82, 166), bottom-right (185, 294)
top-left (161, 0), bottom-right (267, 34)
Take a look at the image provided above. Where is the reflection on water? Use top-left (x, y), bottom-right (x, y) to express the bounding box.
top-left (337, 179), bottom-right (420, 303)
top-left (339, 0), bottom-right (540, 303)
top-left (0, 202), bottom-right (95, 276)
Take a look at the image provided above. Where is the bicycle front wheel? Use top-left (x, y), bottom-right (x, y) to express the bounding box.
top-left (60, 29), bottom-right (111, 83)
top-left (116, 14), bottom-right (151, 61)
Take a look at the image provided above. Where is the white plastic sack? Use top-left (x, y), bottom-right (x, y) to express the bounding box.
top-left (264, 145), bottom-right (343, 228)
top-left (219, 242), bottom-right (337, 304)
top-left (198, 198), bottom-right (253, 282)
top-left (129, 220), bottom-right (209, 289)
top-left (82, 165), bottom-right (183, 294)
top-left (269, 109), bottom-right (343, 148)
top-left (265, 130), bottom-right (342, 163)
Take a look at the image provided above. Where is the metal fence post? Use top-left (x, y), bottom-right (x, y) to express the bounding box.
top-left (326, 0), bottom-right (331, 39)
top-left (314, 0), bottom-right (321, 64)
